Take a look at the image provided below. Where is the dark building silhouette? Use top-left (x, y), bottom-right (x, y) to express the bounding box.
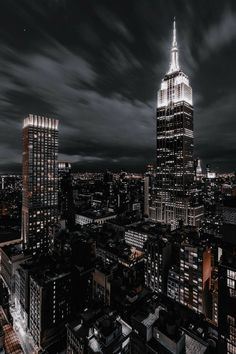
top-left (29, 267), bottom-right (72, 350)
top-left (58, 161), bottom-right (75, 230)
top-left (218, 197), bottom-right (236, 354)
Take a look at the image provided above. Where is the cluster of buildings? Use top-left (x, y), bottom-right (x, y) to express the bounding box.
top-left (0, 20), bottom-right (235, 354)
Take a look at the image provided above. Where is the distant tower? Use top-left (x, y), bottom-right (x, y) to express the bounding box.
top-left (155, 19), bottom-right (203, 229)
top-left (144, 176), bottom-right (150, 217)
top-left (144, 164), bottom-right (155, 218)
top-left (21, 114), bottom-right (59, 254)
top-left (206, 164), bottom-right (210, 175)
top-left (197, 159), bottom-right (202, 174)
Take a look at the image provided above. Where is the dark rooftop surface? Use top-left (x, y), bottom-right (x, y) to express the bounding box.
top-left (1, 243), bottom-right (24, 258)
top-left (78, 209), bottom-right (116, 219)
top-left (126, 221), bottom-right (167, 236)
top-left (67, 321), bottom-right (90, 340)
top-left (0, 228), bottom-right (21, 245)
top-left (31, 267), bottom-right (71, 286)
top-left (223, 196), bottom-right (236, 208)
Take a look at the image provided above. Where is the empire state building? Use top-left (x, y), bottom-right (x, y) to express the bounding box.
top-left (153, 20), bottom-right (203, 229)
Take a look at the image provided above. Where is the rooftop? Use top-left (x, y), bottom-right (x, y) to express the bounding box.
top-left (185, 333), bottom-right (207, 354)
top-left (67, 321), bottom-right (90, 340)
top-left (78, 209), bottom-right (117, 220)
top-left (1, 243), bottom-right (24, 259)
top-left (132, 298), bottom-right (164, 328)
top-left (154, 309), bottom-right (183, 343)
top-left (67, 309), bottom-right (131, 353)
top-left (126, 221), bottom-right (167, 236)
top-left (31, 268), bottom-right (71, 286)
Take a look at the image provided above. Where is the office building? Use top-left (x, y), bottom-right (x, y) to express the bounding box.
top-left (92, 264), bottom-right (115, 306)
top-left (144, 233), bottom-right (172, 294)
top-left (125, 222), bottom-right (158, 251)
top-left (155, 20), bottom-right (203, 229)
top-left (0, 244), bottom-right (30, 302)
top-left (58, 161), bottom-right (75, 230)
top-left (29, 267), bottom-right (72, 350)
top-left (179, 237), bottom-right (212, 316)
top-left (218, 197), bottom-right (236, 354)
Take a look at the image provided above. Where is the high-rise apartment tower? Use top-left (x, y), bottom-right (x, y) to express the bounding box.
top-left (21, 114), bottom-right (59, 254)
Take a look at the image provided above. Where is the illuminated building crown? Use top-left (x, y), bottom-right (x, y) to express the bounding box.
top-left (157, 19), bottom-right (192, 108)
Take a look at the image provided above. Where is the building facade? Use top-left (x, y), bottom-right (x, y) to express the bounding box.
top-left (29, 269), bottom-right (72, 350)
top-left (21, 114), bottom-right (59, 254)
top-left (125, 227), bottom-right (148, 250)
top-left (179, 241), bottom-right (211, 316)
top-left (155, 20), bottom-right (202, 229)
top-left (144, 235), bottom-right (172, 294)
top-left (218, 197), bottom-right (236, 354)
top-left (167, 267), bottom-right (180, 302)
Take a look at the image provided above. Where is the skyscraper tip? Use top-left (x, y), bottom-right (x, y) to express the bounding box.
top-left (168, 18), bottom-right (180, 73)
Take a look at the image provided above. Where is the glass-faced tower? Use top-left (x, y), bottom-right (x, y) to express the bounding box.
top-left (155, 20), bottom-right (203, 229)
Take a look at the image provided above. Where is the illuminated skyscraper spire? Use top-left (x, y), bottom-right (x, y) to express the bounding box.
top-left (155, 19), bottom-right (203, 231)
top-left (168, 18), bottom-right (180, 73)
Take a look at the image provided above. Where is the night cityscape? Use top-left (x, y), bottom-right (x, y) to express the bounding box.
top-left (0, 1), bottom-right (236, 354)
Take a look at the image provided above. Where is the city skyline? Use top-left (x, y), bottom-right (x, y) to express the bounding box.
top-left (0, 1), bottom-right (236, 173)
top-left (1, 3), bottom-right (236, 353)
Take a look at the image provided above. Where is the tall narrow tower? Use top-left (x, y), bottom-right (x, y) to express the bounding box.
top-left (21, 114), bottom-right (59, 254)
top-left (155, 20), bottom-right (202, 228)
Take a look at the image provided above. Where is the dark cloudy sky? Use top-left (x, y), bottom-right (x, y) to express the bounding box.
top-left (0, 0), bottom-right (236, 173)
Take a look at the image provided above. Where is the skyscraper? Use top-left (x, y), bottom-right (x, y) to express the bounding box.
top-left (144, 233), bottom-right (172, 294)
top-left (58, 161), bottom-right (75, 230)
top-left (155, 20), bottom-right (203, 229)
top-left (218, 197), bottom-right (236, 354)
top-left (179, 239), bottom-right (212, 316)
top-left (21, 114), bottom-right (59, 254)
top-left (29, 268), bottom-right (72, 350)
